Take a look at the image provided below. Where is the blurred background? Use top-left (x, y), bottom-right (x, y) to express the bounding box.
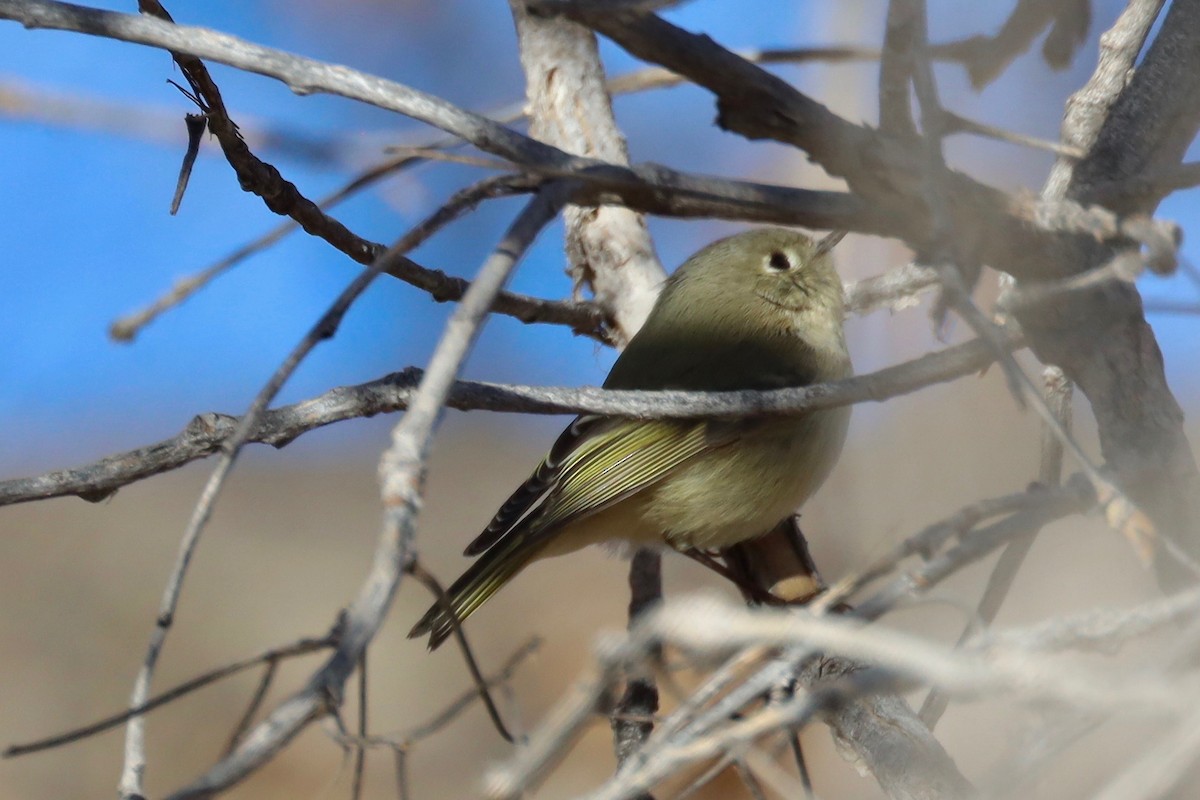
top-left (1, 1), bottom-right (1197, 797)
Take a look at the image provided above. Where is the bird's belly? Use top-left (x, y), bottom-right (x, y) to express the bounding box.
top-left (644, 409), bottom-right (849, 550)
top-left (531, 408), bottom-right (849, 560)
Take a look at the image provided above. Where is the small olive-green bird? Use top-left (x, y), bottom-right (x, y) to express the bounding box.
top-left (410, 228), bottom-right (851, 649)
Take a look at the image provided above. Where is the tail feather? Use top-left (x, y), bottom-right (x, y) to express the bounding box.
top-left (408, 535), bottom-right (542, 650)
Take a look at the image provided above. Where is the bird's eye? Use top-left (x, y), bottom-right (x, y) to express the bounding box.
top-left (766, 251), bottom-right (791, 271)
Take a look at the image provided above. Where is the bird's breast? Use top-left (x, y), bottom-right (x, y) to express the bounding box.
top-left (644, 406), bottom-right (850, 550)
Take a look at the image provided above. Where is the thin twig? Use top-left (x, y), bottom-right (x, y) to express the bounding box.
top-left (405, 560), bottom-right (515, 743)
top-left (111, 174), bottom-right (599, 341)
top-left (939, 267), bottom-right (1158, 565)
top-left (904, 0), bottom-right (1159, 567)
top-left (224, 660), bottom-right (280, 757)
top-left (327, 637), bottom-right (540, 755)
top-left (942, 108), bottom-right (1084, 158)
top-left (919, 366), bottom-right (1072, 728)
top-left (814, 486), bottom-right (1067, 613)
top-left (733, 759), bottom-right (770, 800)
top-left (968, 584), bottom-right (1200, 655)
top-left (352, 653), bottom-right (368, 800)
top-left (397, 638), bottom-right (541, 747)
top-left (852, 484), bottom-right (1094, 621)
top-left (611, 550), bottom-right (662, 778)
top-left (107, 36), bottom-right (929, 342)
top-left (117, 170), bottom-right (540, 800)
top-left (5, 633), bottom-right (334, 758)
top-left (170, 112), bottom-right (206, 214)
top-left (165, 187), bottom-right (566, 799)
top-left (2, 0), bottom-right (1175, 264)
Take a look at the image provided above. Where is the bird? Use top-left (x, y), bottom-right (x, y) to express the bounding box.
top-left (409, 227), bottom-right (852, 649)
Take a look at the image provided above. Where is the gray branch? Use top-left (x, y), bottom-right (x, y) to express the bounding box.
top-left (164, 187), bottom-right (567, 799)
top-left (0, 334), bottom-right (1010, 507)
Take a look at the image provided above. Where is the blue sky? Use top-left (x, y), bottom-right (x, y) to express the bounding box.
top-left (1, 1), bottom-right (1195, 475)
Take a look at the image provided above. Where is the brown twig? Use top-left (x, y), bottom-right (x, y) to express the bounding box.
top-left (933, 0), bottom-right (1090, 89)
top-left (164, 186), bottom-right (567, 799)
top-left (852, 481), bottom-right (1095, 621)
top-left (919, 365), bottom-right (1072, 728)
top-left (114, 168), bottom-right (548, 800)
top-left (611, 550), bottom-right (662, 784)
top-left (4, 633), bottom-right (335, 759)
top-left (815, 480), bottom-right (1091, 615)
top-left (405, 560), bottom-right (515, 743)
top-left (223, 659), bottom-right (280, 757)
top-left (351, 652), bottom-right (368, 800)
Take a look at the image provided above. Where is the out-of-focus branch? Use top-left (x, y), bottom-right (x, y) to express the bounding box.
top-left (1019, 0), bottom-right (1200, 592)
top-left (0, 75), bottom-right (382, 167)
top-left (931, 0), bottom-right (1090, 89)
top-left (1041, 0), bottom-right (1167, 202)
top-left (164, 187), bottom-right (567, 800)
top-left (851, 483), bottom-right (1094, 621)
top-left (814, 477), bottom-right (1095, 621)
top-left (969, 584), bottom-right (1200, 655)
top-left (845, 262), bottom-right (938, 313)
top-left (919, 366), bottom-right (1072, 727)
top-left (487, 590), bottom-right (1195, 800)
top-left (116, 163), bottom-right (545, 800)
top-left (542, 2), bottom-right (1179, 276)
top-left (803, 657), bottom-right (975, 800)
top-left (328, 636), bottom-right (540, 760)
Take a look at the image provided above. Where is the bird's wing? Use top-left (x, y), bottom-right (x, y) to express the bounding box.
top-left (463, 415), bottom-right (740, 556)
top-left (463, 415), bottom-right (601, 556)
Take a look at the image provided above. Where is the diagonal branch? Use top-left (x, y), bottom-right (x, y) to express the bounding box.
top-left (164, 186), bottom-right (567, 799)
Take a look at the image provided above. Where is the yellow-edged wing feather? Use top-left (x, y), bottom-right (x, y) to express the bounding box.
top-left (410, 416), bottom-right (739, 648)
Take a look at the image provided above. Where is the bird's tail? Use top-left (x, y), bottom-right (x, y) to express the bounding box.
top-left (408, 534), bottom-right (543, 650)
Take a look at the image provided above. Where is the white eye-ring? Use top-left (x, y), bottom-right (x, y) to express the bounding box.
top-left (765, 250), bottom-right (792, 271)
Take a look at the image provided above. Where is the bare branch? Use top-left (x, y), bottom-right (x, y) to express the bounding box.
top-left (3, 0), bottom-right (1174, 260)
top-left (919, 366), bottom-right (1072, 728)
top-left (610, 550), bottom-right (661, 774)
top-left (804, 657), bottom-right (975, 800)
top-left (852, 483), bottom-right (1094, 621)
top-left (405, 561), bottom-right (516, 743)
top-left (879, 0), bottom-right (918, 138)
top-left (932, 0), bottom-right (1090, 89)
top-left (511, 2), bottom-right (665, 343)
top-left (509, 9), bottom-right (668, 784)
top-left (1020, 0), bottom-right (1200, 592)
top-left (115, 166), bottom-right (556, 798)
top-left (941, 109), bottom-right (1084, 159)
top-left (4, 632), bottom-right (334, 759)
top-left (815, 480), bottom-right (1091, 615)
top-left (969, 585), bottom-right (1200, 655)
top-left (492, 589), bottom-right (1197, 800)
top-left (0, 334), bottom-right (1012, 507)
top-left (164, 186), bottom-right (567, 799)
top-left (112, 172), bottom-right (605, 341)
top-left (1042, 0), bottom-right (1167, 202)
top-left (845, 262), bottom-right (938, 313)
